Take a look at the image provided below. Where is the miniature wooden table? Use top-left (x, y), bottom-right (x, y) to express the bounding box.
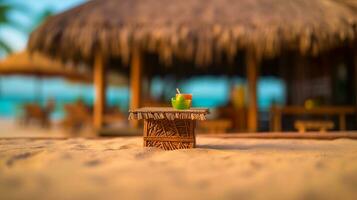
top-left (129, 107), bottom-right (209, 150)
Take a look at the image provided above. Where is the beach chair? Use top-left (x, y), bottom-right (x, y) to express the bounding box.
top-left (217, 106), bottom-right (246, 132)
top-left (20, 101), bottom-right (54, 128)
top-left (62, 100), bottom-right (128, 133)
top-left (61, 101), bottom-right (92, 132)
top-left (198, 120), bottom-right (233, 134)
top-left (103, 106), bottom-right (126, 124)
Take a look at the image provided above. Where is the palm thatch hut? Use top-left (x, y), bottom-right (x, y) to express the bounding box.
top-left (0, 51), bottom-right (127, 85)
top-left (0, 51), bottom-right (91, 80)
top-left (28, 0), bottom-right (357, 131)
top-left (0, 51), bottom-right (92, 103)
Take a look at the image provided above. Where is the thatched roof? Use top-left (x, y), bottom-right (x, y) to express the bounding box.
top-left (28, 0), bottom-right (357, 66)
top-left (0, 51), bottom-right (91, 81)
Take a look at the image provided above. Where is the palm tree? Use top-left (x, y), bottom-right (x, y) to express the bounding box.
top-left (0, 0), bottom-right (54, 55)
top-left (0, 1), bottom-right (53, 100)
top-left (0, 0), bottom-right (30, 55)
top-left (0, 1), bottom-right (14, 53)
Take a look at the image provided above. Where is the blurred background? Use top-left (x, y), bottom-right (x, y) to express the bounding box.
top-left (0, 0), bottom-right (356, 134)
top-left (0, 0), bottom-right (285, 132)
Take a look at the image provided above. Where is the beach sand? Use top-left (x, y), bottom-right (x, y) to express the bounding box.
top-left (0, 119), bottom-right (66, 138)
top-left (1, 136), bottom-right (357, 200)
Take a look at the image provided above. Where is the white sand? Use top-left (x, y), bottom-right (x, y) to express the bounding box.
top-left (1, 137), bottom-right (357, 200)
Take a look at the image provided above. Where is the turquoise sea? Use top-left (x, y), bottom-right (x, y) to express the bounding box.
top-left (0, 76), bottom-right (285, 119)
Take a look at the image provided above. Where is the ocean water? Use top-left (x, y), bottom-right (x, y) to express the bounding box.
top-left (0, 76), bottom-right (129, 119)
top-left (0, 76), bottom-right (285, 119)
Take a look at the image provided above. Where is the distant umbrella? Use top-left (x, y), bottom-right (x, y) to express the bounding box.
top-left (0, 51), bottom-right (128, 84)
top-left (0, 51), bottom-right (92, 103)
top-left (0, 51), bottom-right (92, 80)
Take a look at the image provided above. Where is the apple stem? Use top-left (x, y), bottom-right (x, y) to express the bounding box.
top-left (176, 88), bottom-right (181, 94)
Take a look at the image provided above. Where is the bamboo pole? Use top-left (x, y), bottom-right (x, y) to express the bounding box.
top-left (246, 52), bottom-right (259, 132)
top-left (93, 53), bottom-right (106, 129)
top-left (130, 49), bottom-right (142, 128)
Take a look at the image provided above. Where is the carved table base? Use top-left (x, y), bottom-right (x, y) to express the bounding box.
top-left (143, 119), bottom-right (196, 150)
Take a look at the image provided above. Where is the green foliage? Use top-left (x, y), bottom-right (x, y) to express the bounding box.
top-left (0, 0), bottom-right (53, 56)
top-left (30, 8), bottom-right (53, 32)
top-left (0, 1), bottom-right (13, 54)
top-left (0, 40), bottom-right (11, 53)
top-left (0, 3), bottom-right (11, 24)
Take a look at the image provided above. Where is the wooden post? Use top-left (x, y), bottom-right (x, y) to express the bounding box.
top-left (339, 114), bottom-right (346, 131)
top-left (130, 49), bottom-right (142, 128)
top-left (246, 52), bottom-right (259, 132)
top-left (93, 53), bottom-right (106, 129)
top-left (354, 52), bottom-right (357, 105)
top-left (270, 105), bottom-right (282, 132)
top-left (354, 51), bottom-right (357, 128)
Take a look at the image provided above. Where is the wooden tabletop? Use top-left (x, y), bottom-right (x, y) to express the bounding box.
top-left (129, 107), bottom-right (209, 113)
top-left (269, 106), bottom-right (357, 131)
top-left (128, 107), bottom-right (209, 120)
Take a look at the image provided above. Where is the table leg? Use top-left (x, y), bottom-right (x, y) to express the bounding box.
top-left (143, 119), bottom-right (148, 146)
top-left (339, 114), bottom-right (346, 131)
top-left (272, 113), bottom-right (281, 132)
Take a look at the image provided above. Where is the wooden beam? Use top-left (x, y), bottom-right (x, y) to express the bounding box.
top-left (93, 53), bottom-right (106, 129)
top-left (246, 52), bottom-right (259, 132)
top-left (130, 49), bottom-right (142, 128)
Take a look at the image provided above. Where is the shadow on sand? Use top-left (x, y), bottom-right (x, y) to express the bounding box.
top-left (196, 142), bottom-right (330, 151)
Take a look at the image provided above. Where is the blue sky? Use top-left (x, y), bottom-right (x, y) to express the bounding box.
top-left (0, 0), bottom-right (85, 56)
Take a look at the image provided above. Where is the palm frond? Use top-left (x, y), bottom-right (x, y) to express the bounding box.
top-left (0, 4), bottom-right (11, 24)
top-left (0, 2), bottom-right (30, 31)
top-left (0, 40), bottom-right (12, 54)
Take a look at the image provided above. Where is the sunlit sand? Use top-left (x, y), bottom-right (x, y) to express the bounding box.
top-left (1, 133), bottom-right (356, 200)
top-left (0, 119), bottom-right (65, 138)
top-left (1, 0), bottom-right (357, 199)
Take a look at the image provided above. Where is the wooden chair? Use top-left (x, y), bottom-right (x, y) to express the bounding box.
top-left (61, 101), bottom-right (92, 132)
top-left (217, 106), bottom-right (246, 132)
top-left (20, 101), bottom-right (54, 128)
top-left (198, 119), bottom-right (233, 134)
top-left (103, 106), bottom-right (126, 124)
top-left (61, 102), bottom-right (126, 132)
